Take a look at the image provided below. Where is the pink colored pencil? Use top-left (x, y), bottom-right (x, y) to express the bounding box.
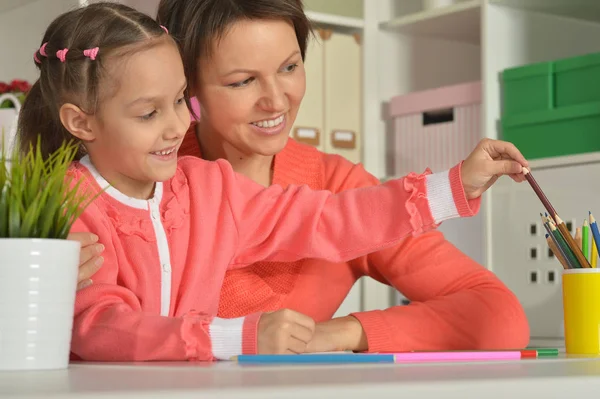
top-left (393, 351), bottom-right (525, 362)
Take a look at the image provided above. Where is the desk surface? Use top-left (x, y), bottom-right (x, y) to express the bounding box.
top-left (2, 355), bottom-right (600, 399)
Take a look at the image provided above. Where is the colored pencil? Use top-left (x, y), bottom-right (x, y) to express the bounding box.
top-left (523, 168), bottom-right (557, 218)
top-left (546, 233), bottom-right (569, 270)
top-left (392, 350), bottom-right (533, 362)
top-left (575, 227), bottom-right (583, 253)
top-left (555, 215), bottom-right (590, 268)
top-left (589, 212), bottom-right (600, 267)
top-left (234, 354), bottom-right (395, 364)
top-left (583, 220), bottom-right (590, 261)
top-left (549, 220), bottom-right (580, 268)
top-left (530, 348), bottom-right (559, 356)
top-left (592, 236), bottom-right (598, 268)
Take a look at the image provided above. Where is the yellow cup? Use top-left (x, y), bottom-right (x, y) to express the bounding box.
top-left (562, 268), bottom-right (600, 354)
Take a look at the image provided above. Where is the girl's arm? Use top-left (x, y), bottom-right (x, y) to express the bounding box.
top-left (321, 153), bottom-right (529, 352)
top-left (69, 206), bottom-right (260, 362)
top-left (207, 158), bottom-right (478, 267)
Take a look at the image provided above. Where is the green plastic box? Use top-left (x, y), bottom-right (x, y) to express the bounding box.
top-left (501, 52), bottom-right (600, 159)
top-left (501, 102), bottom-right (600, 159)
top-left (502, 52), bottom-right (600, 117)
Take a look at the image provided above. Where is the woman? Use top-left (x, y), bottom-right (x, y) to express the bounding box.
top-left (75, 0), bottom-right (529, 352)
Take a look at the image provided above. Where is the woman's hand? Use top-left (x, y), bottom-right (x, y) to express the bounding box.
top-left (461, 138), bottom-right (529, 200)
top-left (67, 232), bottom-right (104, 290)
top-left (305, 316), bottom-right (368, 353)
top-left (257, 309), bottom-right (316, 354)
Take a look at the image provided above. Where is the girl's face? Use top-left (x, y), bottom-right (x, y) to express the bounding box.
top-left (195, 19), bottom-right (306, 157)
top-left (79, 41), bottom-right (190, 199)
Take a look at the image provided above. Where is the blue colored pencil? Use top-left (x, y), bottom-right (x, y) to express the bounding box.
top-left (589, 212), bottom-right (600, 261)
top-left (234, 353), bottom-right (395, 364)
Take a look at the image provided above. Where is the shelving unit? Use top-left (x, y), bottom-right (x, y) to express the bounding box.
top-left (380, 0), bottom-right (481, 44)
top-left (361, 0), bottom-right (600, 339)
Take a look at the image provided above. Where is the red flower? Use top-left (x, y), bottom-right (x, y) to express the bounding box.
top-left (9, 79), bottom-right (31, 93)
top-left (0, 82), bottom-right (9, 94)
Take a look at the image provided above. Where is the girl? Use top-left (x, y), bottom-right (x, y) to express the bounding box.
top-left (19, 2), bottom-right (527, 362)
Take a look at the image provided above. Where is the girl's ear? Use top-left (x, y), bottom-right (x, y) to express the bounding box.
top-left (59, 103), bottom-right (96, 142)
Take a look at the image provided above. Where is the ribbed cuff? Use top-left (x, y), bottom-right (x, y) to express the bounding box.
top-left (208, 316), bottom-right (245, 360)
top-left (425, 169), bottom-right (459, 224)
top-left (349, 310), bottom-right (393, 353)
top-left (450, 162), bottom-right (480, 217)
top-left (425, 163), bottom-right (480, 224)
top-left (242, 312), bottom-right (263, 355)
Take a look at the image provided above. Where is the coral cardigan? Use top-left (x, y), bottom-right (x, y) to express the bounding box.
top-left (69, 149), bottom-right (476, 361)
top-left (179, 128), bottom-right (530, 352)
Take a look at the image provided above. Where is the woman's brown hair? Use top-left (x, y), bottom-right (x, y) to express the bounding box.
top-left (156, 0), bottom-right (314, 94)
top-left (18, 1), bottom-right (171, 160)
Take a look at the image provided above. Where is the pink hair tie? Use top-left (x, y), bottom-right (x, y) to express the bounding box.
top-left (56, 48), bottom-right (69, 63)
top-left (83, 47), bottom-right (99, 60)
top-left (34, 50), bottom-right (41, 64)
top-left (39, 42), bottom-right (48, 57)
top-left (160, 25), bottom-right (168, 34)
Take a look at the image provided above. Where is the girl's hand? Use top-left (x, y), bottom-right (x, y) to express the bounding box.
top-left (305, 316), bottom-right (368, 353)
top-left (257, 309), bottom-right (316, 354)
top-left (461, 138), bottom-right (529, 200)
top-left (67, 232), bottom-right (104, 290)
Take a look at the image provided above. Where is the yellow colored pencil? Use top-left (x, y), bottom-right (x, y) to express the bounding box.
top-left (592, 237), bottom-right (598, 268)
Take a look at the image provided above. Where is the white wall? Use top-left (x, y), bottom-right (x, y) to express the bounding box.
top-left (0, 0), bottom-right (81, 83)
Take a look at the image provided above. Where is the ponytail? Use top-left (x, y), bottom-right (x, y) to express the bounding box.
top-left (17, 80), bottom-right (83, 160)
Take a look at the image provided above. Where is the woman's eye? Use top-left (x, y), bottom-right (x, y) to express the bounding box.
top-left (283, 63), bottom-right (298, 73)
top-left (228, 77), bottom-right (254, 88)
top-left (140, 110), bottom-right (157, 121)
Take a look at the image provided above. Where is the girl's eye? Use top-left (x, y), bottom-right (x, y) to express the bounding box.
top-left (140, 110), bottom-right (157, 121)
top-left (175, 96), bottom-right (185, 105)
top-left (282, 63), bottom-right (298, 73)
top-left (228, 77), bottom-right (254, 88)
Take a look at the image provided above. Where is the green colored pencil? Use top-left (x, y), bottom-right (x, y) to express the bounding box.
top-left (583, 220), bottom-right (590, 261)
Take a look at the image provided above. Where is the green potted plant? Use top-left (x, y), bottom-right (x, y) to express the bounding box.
top-left (0, 136), bottom-right (95, 370)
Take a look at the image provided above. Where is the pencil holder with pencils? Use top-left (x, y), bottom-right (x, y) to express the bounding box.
top-left (562, 269), bottom-right (600, 355)
top-left (523, 167), bottom-right (600, 353)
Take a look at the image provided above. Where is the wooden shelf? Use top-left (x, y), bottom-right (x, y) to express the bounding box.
top-left (306, 10), bottom-right (364, 34)
top-left (379, 0), bottom-right (481, 44)
top-left (0, 0), bottom-right (38, 14)
top-left (491, 0), bottom-right (600, 24)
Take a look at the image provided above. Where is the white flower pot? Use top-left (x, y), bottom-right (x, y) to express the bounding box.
top-left (0, 93), bottom-right (21, 154)
top-left (0, 239), bottom-right (80, 370)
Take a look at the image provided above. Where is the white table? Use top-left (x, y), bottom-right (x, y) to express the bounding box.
top-left (3, 355), bottom-right (600, 398)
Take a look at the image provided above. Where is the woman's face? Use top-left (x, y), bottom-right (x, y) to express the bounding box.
top-left (195, 19), bottom-right (306, 157)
